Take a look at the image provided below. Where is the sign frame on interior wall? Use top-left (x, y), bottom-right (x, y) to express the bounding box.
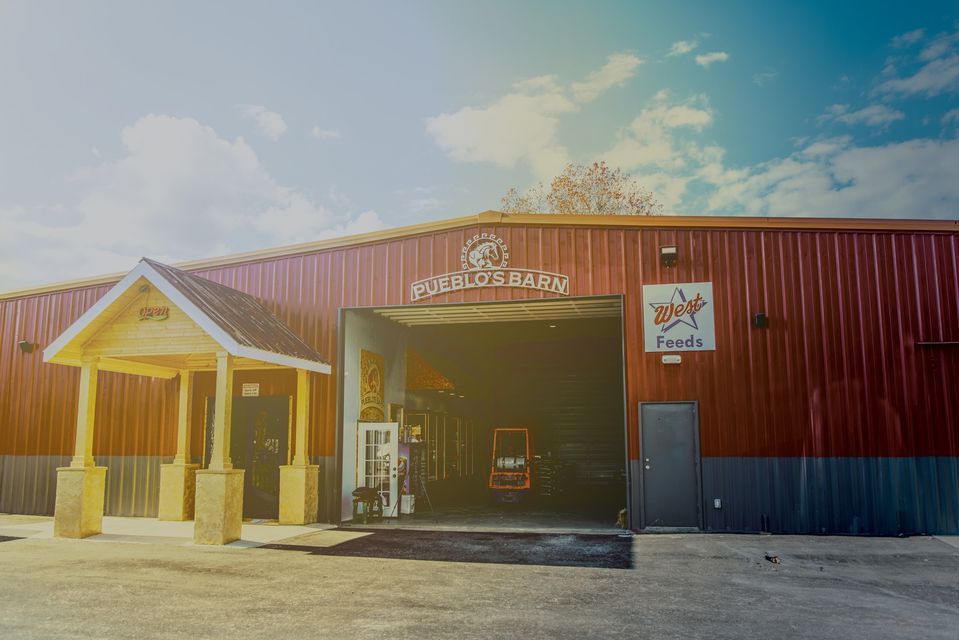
top-left (642, 282), bottom-right (716, 352)
top-left (359, 349), bottom-right (386, 421)
top-left (409, 232), bottom-right (570, 302)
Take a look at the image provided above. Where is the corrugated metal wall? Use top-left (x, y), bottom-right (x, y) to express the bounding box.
top-left (1, 222), bottom-right (957, 529)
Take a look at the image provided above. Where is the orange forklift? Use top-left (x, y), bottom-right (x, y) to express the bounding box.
top-left (488, 427), bottom-right (532, 503)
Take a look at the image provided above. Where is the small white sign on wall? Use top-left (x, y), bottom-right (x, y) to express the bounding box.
top-left (642, 282), bottom-right (716, 352)
top-left (241, 383), bottom-right (260, 397)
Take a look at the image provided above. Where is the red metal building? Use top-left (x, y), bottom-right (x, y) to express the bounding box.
top-left (1, 211), bottom-right (957, 534)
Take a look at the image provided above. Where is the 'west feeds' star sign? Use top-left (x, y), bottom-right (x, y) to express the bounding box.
top-left (642, 282), bottom-right (716, 352)
top-left (649, 287), bottom-right (707, 333)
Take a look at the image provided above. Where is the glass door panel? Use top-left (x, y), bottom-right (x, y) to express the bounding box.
top-left (356, 422), bottom-right (400, 517)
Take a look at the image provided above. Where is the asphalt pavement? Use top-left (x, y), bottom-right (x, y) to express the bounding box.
top-left (0, 516), bottom-right (956, 639)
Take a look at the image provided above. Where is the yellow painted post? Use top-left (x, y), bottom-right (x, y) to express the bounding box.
top-left (173, 370), bottom-right (193, 464)
top-left (55, 354), bottom-right (107, 538)
top-left (159, 369), bottom-right (199, 521)
top-left (194, 352), bottom-right (243, 544)
top-left (209, 352), bottom-right (234, 470)
top-left (279, 368), bottom-right (319, 524)
top-left (70, 356), bottom-right (99, 468)
top-left (293, 368), bottom-right (310, 466)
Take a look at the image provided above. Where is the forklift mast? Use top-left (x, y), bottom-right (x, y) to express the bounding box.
top-left (488, 427), bottom-right (532, 502)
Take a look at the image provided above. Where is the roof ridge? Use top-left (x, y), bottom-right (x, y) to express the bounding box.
top-left (141, 257), bottom-right (264, 305)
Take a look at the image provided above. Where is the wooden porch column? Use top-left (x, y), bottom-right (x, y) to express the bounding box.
top-left (70, 356), bottom-right (99, 468)
top-left (209, 353), bottom-right (234, 471)
top-left (279, 368), bottom-right (319, 524)
top-left (173, 370), bottom-right (194, 465)
top-left (293, 367), bottom-right (310, 466)
top-left (54, 355), bottom-right (107, 538)
top-left (158, 370), bottom-right (199, 521)
top-left (194, 352), bottom-right (244, 544)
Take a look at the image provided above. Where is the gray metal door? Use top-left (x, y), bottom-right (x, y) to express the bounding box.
top-left (640, 402), bottom-right (701, 528)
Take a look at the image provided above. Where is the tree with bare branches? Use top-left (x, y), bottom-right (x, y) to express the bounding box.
top-left (501, 161), bottom-right (662, 215)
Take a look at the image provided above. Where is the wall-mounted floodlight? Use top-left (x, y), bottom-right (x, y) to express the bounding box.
top-left (660, 245), bottom-right (678, 268)
top-left (753, 313), bottom-right (769, 329)
top-left (18, 340), bottom-right (35, 354)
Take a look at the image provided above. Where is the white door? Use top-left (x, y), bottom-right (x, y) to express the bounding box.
top-left (356, 422), bottom-right (400, 518)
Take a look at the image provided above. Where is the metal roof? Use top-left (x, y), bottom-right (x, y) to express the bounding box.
top-left (42, 258), bottom-right (331, 374)
top-left (140, 259), bottom-right (329, 366)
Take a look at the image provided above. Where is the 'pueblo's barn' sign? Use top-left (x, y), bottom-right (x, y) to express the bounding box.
top-left (642, 281), bottom-right (716, 352)
top-left (410, 233), bottom-right (570, 302)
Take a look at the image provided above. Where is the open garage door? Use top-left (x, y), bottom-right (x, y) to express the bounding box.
top-left (337, 296), bottom-right (628, 532)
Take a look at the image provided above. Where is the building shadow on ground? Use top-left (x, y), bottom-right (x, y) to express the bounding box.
top-left (260, 528), bottom-right (633, 569)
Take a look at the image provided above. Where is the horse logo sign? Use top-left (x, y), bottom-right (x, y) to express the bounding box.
top-left (642, 282), bottom-right (716, 352)
top-left (462, 234), bottom-right (508, 270)
top-left (410, 232), bottom-right (569, 302)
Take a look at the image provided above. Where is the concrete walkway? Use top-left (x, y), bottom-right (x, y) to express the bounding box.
top-left (0, 514), bottom-right (337, 547)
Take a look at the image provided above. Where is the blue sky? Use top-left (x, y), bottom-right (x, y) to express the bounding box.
top-left (1, 1), bottom-right (957, 289)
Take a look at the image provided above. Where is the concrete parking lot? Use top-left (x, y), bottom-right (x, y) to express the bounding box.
top-left (0, 515), bottom-right (956, 639)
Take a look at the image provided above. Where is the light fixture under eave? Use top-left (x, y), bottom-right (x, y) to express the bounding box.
top-left (660, 244), bottom-right (678, 268)
top-left (548, 324), bottom-right (557, 328)
top-left (459, 395), bottom-right (465, 398)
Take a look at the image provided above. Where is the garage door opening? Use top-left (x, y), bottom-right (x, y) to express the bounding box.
top-left (337, 296), bottom-right (628, 531)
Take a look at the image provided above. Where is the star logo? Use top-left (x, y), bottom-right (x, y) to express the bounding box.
top-left (649, 287), bottom-right (707, 333)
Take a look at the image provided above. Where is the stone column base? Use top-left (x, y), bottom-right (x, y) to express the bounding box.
top-left (194, 469), bottom-right (244, 545)
top-left (54, 466), bottom-right (107, 539)
top-left (279, 465), bottom-right (319, 525)
top-left (158, 463), bottom-right (200, 521)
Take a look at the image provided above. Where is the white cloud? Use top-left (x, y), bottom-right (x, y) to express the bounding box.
top-left (570, 53), bottom-right (643, 103)
top-left (799, 136), bottom-right (852, 157)
top-left (705, 136), bottom-right (959, 218)
top-left (594, 83), bottom-right (959, 219)
top-left (667, 40), bottom-right (698, 57)
top-left (408, 197), bottom-right (445, 214)
top-left (878, 54), bottom-right (959, 96)
top-left (601, 92), bottom-right (714, 210)
top-left (891, 28), bottom-right (925, 48)
top-left (753, 71), bottom-right (778, 87)
top-left (604, 92), bottom-right (713, 169)
top-left (236, 104), bottom-right (288, 140)
top-left (919, 29), bottom-right (959, 61)
top-left (877, 28), bottom-right (959, 96)
top-left (943, 108), bottom-right (959, 125)
top-left (0, 115), bottom-right (382, 289)
top-left (426, 53), bottom-right (643, 178)
top-left (695, 52), bottom-right (729, 68)
top-left (818, 103), bottom-right (905, 128)
top-left (311, 126), bottom-right (341, 140)
top-left (426, 83), bottom-right (575, 178)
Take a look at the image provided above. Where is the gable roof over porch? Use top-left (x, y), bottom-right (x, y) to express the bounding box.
top-left (43, 258), bottom-right (331, 377)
